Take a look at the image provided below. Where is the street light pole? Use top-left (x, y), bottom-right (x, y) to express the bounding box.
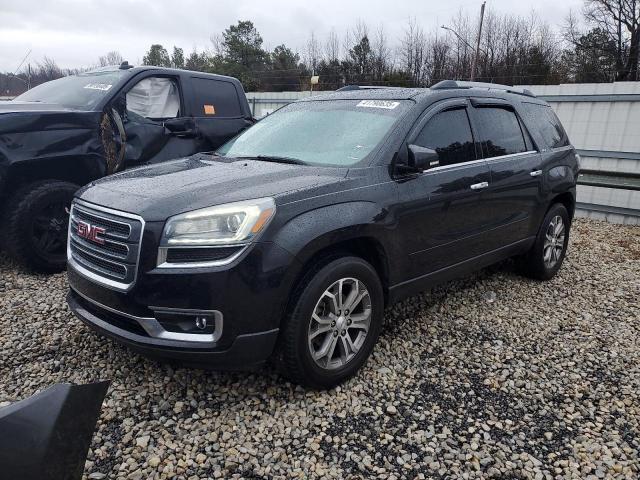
top-left (471, 1), bottom-right (486, 82)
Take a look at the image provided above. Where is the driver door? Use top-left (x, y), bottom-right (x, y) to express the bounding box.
top-left (116, 74), bottom-right (198, 167)
top-left (395, 99), bottom-right (493, 282)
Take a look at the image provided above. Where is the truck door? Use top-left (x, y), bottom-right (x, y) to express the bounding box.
top-left (186, 75), bottom-right (254, 152)
top-left (117, 74), bottom-right (198, 166)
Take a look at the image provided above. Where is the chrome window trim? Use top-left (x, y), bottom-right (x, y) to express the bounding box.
top-left (67, 199), bottom-right (145, 292)
top-left (72, 288), bottom-right (223, 344)
top-left (156, 244), bottom-right (249, 269)
top-left (421, 150), bottom-right (538, 174)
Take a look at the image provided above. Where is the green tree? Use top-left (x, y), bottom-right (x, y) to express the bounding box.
top-left (171, 47), bottom-right (185, 69)
top-left (143, 44), bottom-right (171, 67)
top-left (185, 50), bottom-right (210, 71)
top-left (566, 28), bottom-right (618, 83)
top-left (349, 35), bottom-right (374, 76)
top-left (214, 20), bottom-right (268, 90)
top-left (268, 45), bottom-right (302, 91)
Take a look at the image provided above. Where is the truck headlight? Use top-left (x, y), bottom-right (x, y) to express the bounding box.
top-left (160, 197), bottom-right (276, 247)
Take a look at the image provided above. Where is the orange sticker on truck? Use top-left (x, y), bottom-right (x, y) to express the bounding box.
top-left (204, 104), bottom-right (216, 115)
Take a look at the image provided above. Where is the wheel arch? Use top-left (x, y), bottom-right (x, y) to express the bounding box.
top-left (549, 190), bottom-right (576, 222)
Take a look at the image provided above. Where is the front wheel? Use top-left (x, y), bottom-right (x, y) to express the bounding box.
top-left (4, 180), bottom-right (78, 273)
top-left (278, 256), bottom-right (384, 389)
top-left (519, 203), bottom-right (570, 280)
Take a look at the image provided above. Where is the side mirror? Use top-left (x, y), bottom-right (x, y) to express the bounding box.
top-left (408, 144), bottom-right (440, 171)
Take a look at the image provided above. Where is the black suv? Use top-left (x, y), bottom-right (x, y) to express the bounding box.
top-left (0, 64), bottom-right (252, 272)
top-left (67, 81), bottom-right (579, 388)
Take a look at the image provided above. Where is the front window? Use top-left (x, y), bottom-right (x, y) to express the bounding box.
top-left (13, 69), bottom-right (129, 110)
top-left (217, 99), bottom-right (411, 167)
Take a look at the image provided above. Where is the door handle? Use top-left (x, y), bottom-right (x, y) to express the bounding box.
top-left (530, 169), bottom-right (543, 177)
top-left (470, 181), bottom-right (489, 190)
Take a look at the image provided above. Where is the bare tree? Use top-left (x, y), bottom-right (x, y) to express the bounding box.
top-left (325, 28), bottom-right (341, 63)
top-left (372, 25), bottom-right (391, 81)
top-left (304, 32), bottom-right (321, 74)
top-left (399, 18), bottom-right (428, 86)
top-left (98, 51), bottom-right (123, 67)
top-left (579, 0), bottom-right (639, 80)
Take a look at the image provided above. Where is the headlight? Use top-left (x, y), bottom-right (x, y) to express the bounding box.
top-left (160, 197), bottom-right (276, 246)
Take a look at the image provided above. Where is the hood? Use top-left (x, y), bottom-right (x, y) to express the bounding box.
top-left (77, 154), bottom-right (350, 221)
top-left (0, 101), bottom-right (83, 115)
top-left (0, 103), bottom-right (100, 136)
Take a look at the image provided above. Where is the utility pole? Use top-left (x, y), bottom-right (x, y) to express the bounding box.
top-left (27, 63), bottom-right (31, 90)
top-left (471, 1), bottom-right (486, 82)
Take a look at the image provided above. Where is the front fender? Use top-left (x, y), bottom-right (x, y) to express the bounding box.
top-left (271, 200), bottom-right (391, 266)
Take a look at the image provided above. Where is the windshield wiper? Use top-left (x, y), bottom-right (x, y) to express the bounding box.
top-left (236, 155), bottom-right (306, 166)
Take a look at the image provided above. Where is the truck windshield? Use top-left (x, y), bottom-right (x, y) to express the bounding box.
top-left (13, 70), bottom-right (128, 111)
top-left (217, 99), bottom-right (411, 167)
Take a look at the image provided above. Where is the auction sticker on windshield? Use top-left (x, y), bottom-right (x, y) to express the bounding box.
top-left (84, 83), bottom-right (112, 91)
top-left (356, 100), bottom-right (400, 110)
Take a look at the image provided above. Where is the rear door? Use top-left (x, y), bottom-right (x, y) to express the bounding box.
top-left (469, 99), bottom-right (542, 248)
top-left (396, 99), bottom-right (493, 280)
top-left (187, 75), bottom-right (253, 152)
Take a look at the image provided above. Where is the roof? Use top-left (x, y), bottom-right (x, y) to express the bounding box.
top-left (302, 87), bottom-right (428, 102)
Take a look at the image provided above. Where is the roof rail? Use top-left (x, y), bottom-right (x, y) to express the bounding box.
top-left (431, 80), bottom-right (535, 98)
top-left (336, 85), bottom-right (403, 91)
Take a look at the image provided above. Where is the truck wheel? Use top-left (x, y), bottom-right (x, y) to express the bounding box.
top-left (4, 181), bottom-right (78, 273)
top-left (278, 256), bottom-right (384, 389)
top-left (519, 203), bottom-right (570, 280)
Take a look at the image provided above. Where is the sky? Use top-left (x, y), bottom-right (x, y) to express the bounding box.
top-left (0, 0), bottom-right (584, 73)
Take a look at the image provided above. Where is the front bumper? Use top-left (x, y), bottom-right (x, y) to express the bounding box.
top-left (68, 289), bottom-right (279, 369)
top-left (67, 238), bottom-right (300, 370)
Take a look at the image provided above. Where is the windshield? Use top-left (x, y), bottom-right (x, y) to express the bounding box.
top-left (13, 70), bottom-right (128, 110)
top-left (217, 99), bottom-right (411, 167)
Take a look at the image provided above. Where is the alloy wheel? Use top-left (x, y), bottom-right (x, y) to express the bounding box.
top-left (543, 215), bottom-right (565, 268)
top-left (307, 277), bottom-right (372, 370)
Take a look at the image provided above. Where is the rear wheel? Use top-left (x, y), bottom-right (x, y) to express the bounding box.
top-left (278, 256), bottom-right (384, 389)
top-left (519, 203), bottom-right (570, 280)
top-left (4, 180), bottom-right (78, 273)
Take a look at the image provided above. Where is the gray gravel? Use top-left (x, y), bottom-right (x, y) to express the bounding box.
top-left (1, 218), bottom-right (639, 479)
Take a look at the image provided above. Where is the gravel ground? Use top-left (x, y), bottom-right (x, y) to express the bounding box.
top-left (1, 218), bottom-right (639, 480)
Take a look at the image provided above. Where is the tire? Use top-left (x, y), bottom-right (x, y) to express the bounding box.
top-left (4, 180), bottom-right (78, 273)
top-left (519, 203), bottom-right (570, 280)
top-left (278, 256), bottom-right (384, 389)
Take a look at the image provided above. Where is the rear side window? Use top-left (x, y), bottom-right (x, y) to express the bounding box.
top-left (474, 107), bottom-right (527, 158)
top-left (190, 77), bottom-right (242, 118)
top-left (414, 108), bottom-right (476, 166)
top-left (521, 103), bottom-right (569, 149)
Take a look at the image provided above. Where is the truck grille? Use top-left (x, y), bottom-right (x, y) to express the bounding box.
top-left (68, 201), bottom-right (144, 291)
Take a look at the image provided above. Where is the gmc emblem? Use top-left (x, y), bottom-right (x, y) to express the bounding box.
top-left (77, 221), bottom-right (106, 245)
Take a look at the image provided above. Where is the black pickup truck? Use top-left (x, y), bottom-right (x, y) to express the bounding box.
top-left (0, 63), bottom-right (253, 272)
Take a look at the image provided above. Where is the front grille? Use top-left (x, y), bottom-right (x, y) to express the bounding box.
top-left (68, 201), bottom-right (144, 290)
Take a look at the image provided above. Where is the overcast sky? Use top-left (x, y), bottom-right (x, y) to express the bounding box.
top-left (0, 0), bottom-right (584, 72)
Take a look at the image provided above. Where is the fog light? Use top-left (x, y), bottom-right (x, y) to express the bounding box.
top-left (195, 316), bottom-right (208, 330)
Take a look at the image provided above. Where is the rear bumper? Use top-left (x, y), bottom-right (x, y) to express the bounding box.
top-left (67, 289), bottom-right (279, 370)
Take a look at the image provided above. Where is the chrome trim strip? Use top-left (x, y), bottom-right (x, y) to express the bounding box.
top-left (69, 234), bottom-right (129, 262)
top-left (67, 200), bottom-right (145, 292)
top-left (69, 241), bottom-right (128, 279)
top-left (484, 151), bottom-right (538, 162)
top-left (72, 204), bottom-right (132, 239)
top-left (72, 288), bottom-right (223, 344)
top-left (422, 158), bottom-right (486, 174)
top-left (156, 245), bottom-right (249, 269)
top-left (421, 150), bottom-right (538, 175)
